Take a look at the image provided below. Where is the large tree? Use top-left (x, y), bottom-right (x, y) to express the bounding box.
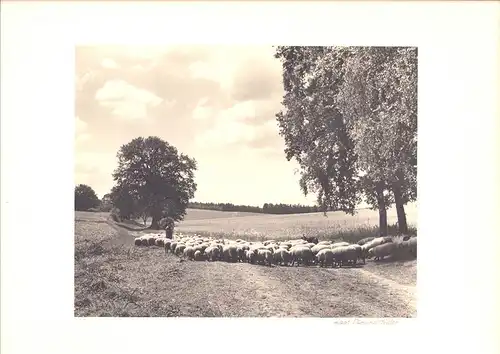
top-left (337, 47), bottom-right (417, 233)
top-left (274, 46), bottom-right (417, 234)
top-left (111, 136), bottom-right (197, 229)
top-left (274, 46), bottom-right (360, 214)
top-left (75, 184), bottom-right (100, 211)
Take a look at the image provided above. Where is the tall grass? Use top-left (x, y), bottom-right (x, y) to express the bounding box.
top-left (177, 223), bottom-right (417, 244)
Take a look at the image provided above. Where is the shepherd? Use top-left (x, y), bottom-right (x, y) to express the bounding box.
top-left (164, 216), bottom-right (175, 239)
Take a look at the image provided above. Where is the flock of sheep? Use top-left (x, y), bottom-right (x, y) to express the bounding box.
top-left (134, 233), bottom-right (417, 267)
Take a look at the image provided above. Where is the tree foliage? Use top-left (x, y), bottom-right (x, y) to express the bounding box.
top-left (75, 184), bottom-right (100, 211)
top-left (110, 136), bottom-right (197, 229)
top-left (337, 47), bottom-right (417, 187)
top-left (274, 46), bottom-right (417, 234)
top-left (98, 193), bottom-right (113, 212)
top-left (274, 46), bottom-right (359, 214)
top-left (337, 47), bottom-right (417, 233)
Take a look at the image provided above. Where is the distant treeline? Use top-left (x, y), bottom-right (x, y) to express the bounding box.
top-left (188, 201), bottom-right (322, 214)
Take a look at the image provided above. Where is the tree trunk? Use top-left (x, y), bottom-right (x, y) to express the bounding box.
top-left (392, 181), bottom-right (408, 234)
top-left (149, 213), bottom-right (161, 229)
top-left (376, 185), bottom-right (388, 236)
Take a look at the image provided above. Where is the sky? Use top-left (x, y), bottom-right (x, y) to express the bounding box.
top-left (75, 45), bottom-right (318, 206)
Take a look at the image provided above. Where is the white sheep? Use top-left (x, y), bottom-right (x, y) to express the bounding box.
top-left (331, 245), bottom-right (360, 267)
top-left (194, 250), bottom-right (204, 261)
top-left (222, 244), bottom-right (238, 263)
top-left (316, 248), bottom-right (335, 267)
top-left (273, 249), bottom-right (291, 266)
top-left (357, 237), bottom-right (375, 246)
top-left (361, 237), bottom-right (391, 259)
top-left (164, 240), bottom-right (172, 253)
top-left (184, 246), bottom-right (196, 260)
top-left (331, 242), bottom-right (350, 249)
top-left (169, 241), bottom-right (178, 254)
top-left (256, 249), bottom-right (273, 266)
top-left (290, 246), bottom-right (314, 267)
top-left (155, 238), bottom-right (166, 247)
top-left (311, 244), bottom-right (331, 255)
top-left (205, 246), bottom-right (220, 261)
top-left (246, 249), bottom-right (257, 264)
top-left (370, 242), bottom-right (397, 261)
top-left (175, 243), bottom-right (186, 256)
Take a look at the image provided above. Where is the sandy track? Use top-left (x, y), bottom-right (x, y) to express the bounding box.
top-left (204, 262), bottom-right (416, 317)
top-left (74, 214), bottom-right (417, 317)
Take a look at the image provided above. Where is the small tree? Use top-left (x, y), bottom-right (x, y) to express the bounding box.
top-left (111, 136), bottom-right (197, 229)
top-left (75, 184), bottom-right (100, 211)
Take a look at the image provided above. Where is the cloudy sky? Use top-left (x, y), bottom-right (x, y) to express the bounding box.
top-left (75, 45), bottom-right (318, 206)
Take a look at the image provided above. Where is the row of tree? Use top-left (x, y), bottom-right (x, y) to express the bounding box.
top-left (188, 202), bottom-right (261, 213)
top-left (74, 186), bottom-right (325, 215)
top-left (188, 201), bottom-right (323, 214)
top-left (274, 46), bottom-right (417, 235)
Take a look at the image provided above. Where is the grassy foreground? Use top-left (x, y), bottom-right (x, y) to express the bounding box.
top-left (75, 211), bottom-right (416, 317)
top-left (75, 213), bottom-right (184, 316)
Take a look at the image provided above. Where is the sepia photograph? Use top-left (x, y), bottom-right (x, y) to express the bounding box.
top-left (75, 45), bottom-right (418, 317)
top-left (3, 1), bottom-right (499, 353)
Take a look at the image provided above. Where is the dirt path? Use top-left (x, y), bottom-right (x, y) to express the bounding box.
top-left (75, 213), bottom-right (417, 317)
top-left (208, 263), bottom-right (416, 317)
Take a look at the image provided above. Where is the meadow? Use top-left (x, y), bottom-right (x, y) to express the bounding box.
top-left (170, 202), bottom-right (416, 243)
top-left (75, 205), bottom-right (417, 317)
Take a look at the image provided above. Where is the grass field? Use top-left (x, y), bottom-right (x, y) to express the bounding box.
top-left (155, 202), bottom-right (417, 243)
top-left (75, 207), bottom-right (417, 317)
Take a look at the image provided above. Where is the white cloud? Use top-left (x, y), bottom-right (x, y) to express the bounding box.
top-left (100, 58), bottom-right (119, 69)
top-left (218, 101), bottom-right (257, 122)
top-left (188, 50), bottom-right (240, 92)
top-left (192, 98), bottom-right (215, 120)
top-left (188, 46), bottom-right (280, 99)
top-left (196, 120), bottom-right (253, 147)
top-left (196, 103), bottom-right (277, 148)
top-left (189, 61), bottom-right (219, 82)
top-left (95, 80), bottom-right (164, 120)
